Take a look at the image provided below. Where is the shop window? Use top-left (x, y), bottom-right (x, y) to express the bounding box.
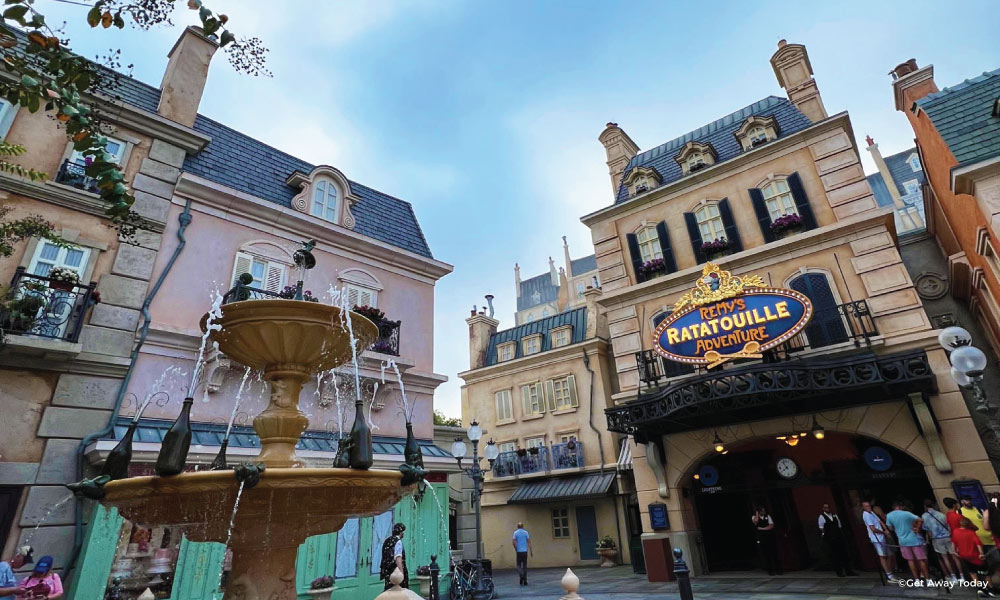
top-left (495, 389), bottom-right (513, 422)
top-left (552, 508), bottom-right (571, 538)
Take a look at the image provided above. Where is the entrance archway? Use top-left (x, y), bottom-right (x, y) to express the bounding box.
top-left (682, 431), bottom-right (933, 573)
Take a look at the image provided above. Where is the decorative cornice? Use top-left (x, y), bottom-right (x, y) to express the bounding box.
top-left (581, 112), bottom-right (856, 226)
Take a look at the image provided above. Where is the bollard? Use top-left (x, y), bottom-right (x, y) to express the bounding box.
top-left (673, 548), bottom-right (694, 600)
top-left (560, 568), bottom-right (584, 600)
top-left (429, 554), bottom-right (440, 600)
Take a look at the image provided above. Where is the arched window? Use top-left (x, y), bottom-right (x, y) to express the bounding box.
top-left (907, 154), bottom-right (921, 172)
top-left (788, 272), bottom-right (848, 348)
top-left (695, 204), bottom-right (726, 242)
top-left (761, 179), bottom-right (798, 220)
top-left (636, 226), bottom-right (663, 262)
top-left (687, 152), bottom-right (709, 171)
top-left (310, 178), bottom-right (338, 222)
top-left (747, 126), bottom-right (769, 145)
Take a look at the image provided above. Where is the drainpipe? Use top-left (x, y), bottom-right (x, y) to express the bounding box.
top-left (582, 349), bottom-right (624, 560)
top-left (64, 200), bottom-right (193, 582)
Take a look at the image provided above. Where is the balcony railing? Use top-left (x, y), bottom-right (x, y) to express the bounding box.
top-left (551, 442), bottom-right (584, 470)
top-left (54, 160), bottom-right (99, 193)
top-left (1, 267), bottom-right (96, 343)
top-left (494, 447), bottom-right (551, 477)
top-left (637, 300), bottom-right (878, 387)
top-left (222, 282), bottom-right (401, 356)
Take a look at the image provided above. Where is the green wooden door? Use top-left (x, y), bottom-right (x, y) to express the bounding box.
top-left (170, 537), bottom-right (226, 600)
top-left (66, 504), bottom-right (123, 600)
top-left (296, 532), bottom-right (335, 595)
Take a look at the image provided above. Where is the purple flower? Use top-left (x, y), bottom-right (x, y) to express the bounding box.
top-left (84, 156), bottom-right (93, 166)
top-left (701, 238), bottom-right (729, 253)
top-left (769, 213), bottom-right (803, 233)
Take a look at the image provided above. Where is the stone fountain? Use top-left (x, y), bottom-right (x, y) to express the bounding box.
top-left (101, 298), bottom-right (407, 600)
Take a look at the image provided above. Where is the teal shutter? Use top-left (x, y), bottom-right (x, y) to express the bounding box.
top-left (65, 504), bottom-right (123, 600)
top-left (296, 533), bottom-right (336, 597)
top-left (170, 537), bottom-right (226, 600)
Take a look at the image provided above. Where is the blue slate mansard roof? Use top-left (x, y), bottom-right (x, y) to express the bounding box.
top-left (916, 68), bottom-right (1000, 167)
top-left (865, 147), bottom-right (925, 208)
top-left (485, 307), bottom-right (587, 366)
top-left (516, 255), bottom-right (598, 312)
top-left (614, 96), bottom-right (813, 204)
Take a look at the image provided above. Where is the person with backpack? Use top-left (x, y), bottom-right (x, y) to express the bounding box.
top-left (379, 523), bottom-right (408, 590)
top-left (923, 499), bottom-right (962, 582)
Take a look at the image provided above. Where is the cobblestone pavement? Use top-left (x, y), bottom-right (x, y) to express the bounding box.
top-left (488, 566), bottom-right (965, 599)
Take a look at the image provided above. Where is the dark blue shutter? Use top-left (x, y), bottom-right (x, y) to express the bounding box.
top-left (789, 273), bottom-right (848, 347)
top-left (626, 233), bottom-right (645, 283)
top-left (787, 172), bottom-right (817, 230)
top-left (749, 188), bottom-right (775, 243)
top-left (655, 221), bottom-right (677, 274)
top-left (718, 198), bottom-right (742, 252)
top-left (684, 212), bottom-right (705, 264)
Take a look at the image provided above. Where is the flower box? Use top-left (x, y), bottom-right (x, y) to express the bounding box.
top-left (48, 266), bottom-right (79, 291)
top-left (638, 258), bottom-right (667, 280)
top-left (770, 214), bottom-right (803, 239)
top-left (701, 238), bottom-right (729, 259)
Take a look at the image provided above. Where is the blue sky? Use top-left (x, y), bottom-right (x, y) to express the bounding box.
top-left (45, 0), bottom-right (999, 418)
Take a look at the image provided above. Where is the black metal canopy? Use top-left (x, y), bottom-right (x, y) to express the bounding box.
top-left (606, 349), bottom-right (936, 440)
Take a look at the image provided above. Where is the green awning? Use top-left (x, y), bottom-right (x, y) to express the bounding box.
top-left (507, 472), bottom-right (616, 505)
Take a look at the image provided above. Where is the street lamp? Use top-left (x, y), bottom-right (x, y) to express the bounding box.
top-left (451, 421), bottom-right (498, 597)
top-left (939, 327), bottom-right (998, 432)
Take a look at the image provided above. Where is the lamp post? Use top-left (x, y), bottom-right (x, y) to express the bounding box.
top-left (939, 326), bottom-right (1000, 437)
top-left (450, 420), bottom-right (499, 597)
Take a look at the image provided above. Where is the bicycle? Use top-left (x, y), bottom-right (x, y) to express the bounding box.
top-left (449, 558), bottom-right (495, 600)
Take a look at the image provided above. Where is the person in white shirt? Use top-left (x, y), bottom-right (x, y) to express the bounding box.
top-left (862, 501), bottom-right (894, 580)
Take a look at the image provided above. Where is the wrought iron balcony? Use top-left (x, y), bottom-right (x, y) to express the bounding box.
top-left (372, 319), bottom-right (400, 356)
top-left (636, 300), bottom-right (878, 386)
top-left (493, 447), bottom-right (551, 478)
top-left (1, 267), bottom-right (96, 343)
top-left (54, 160), bottom-right (99, 193)
top-left (551, 441), bottom-right (584, 470)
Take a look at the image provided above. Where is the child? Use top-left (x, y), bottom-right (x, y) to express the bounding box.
top-left (954, 517), bottom-right (986, 582)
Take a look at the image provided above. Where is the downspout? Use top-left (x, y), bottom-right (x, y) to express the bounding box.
top-left (64, 200), bottom-right (193, 583)
top-left (582, 349), bottom-right (624, 559)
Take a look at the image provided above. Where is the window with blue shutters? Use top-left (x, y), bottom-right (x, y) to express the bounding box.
top-left (788, 272), bottom-right (848, 348)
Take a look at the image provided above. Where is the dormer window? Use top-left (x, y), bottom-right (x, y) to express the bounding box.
top-left (735, 115), bottom-right (779, 151)
top-left (551, 326), bottom-right (572, 348)
top-left (522, 334), bottom-right (542, 356)
top-left (310, 178), bottom-right (338, 221)
top-left (634, 176), bottom-right (649, 193)
top-left (498, 342), bottom-right (516, 362)
top-left (907, 154), bottom-right (921, 172)
top-left (622, 166), bottom-right (662, 197)
top-left (675, 141), bottom-right (717, 175)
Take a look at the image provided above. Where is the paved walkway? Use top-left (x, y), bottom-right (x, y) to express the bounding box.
top-left (490, 566), bottom-right (969, 599)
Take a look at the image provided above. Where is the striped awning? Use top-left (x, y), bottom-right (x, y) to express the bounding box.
top-left (616, 437), bottom-right (632, 472)
top-left (507, 472), bottom-right (615, 505)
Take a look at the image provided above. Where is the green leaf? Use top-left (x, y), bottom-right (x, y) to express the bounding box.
top-left (113, 12), bottom-right (124, 28)
top-left (86, 6), bottom-right (101, 27)
top-left (2, 5), bottom-right (28, 21)
top-left (198, 5), bottom-right (210, 21)
top-left (220, 30), bottom-right (235, 46)
top-left (19, 74), bottom-right (37, 87)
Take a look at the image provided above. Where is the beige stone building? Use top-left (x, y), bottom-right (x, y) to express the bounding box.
top-left (514, 237), bottom-right (599, 326)
top-left (583, 40), bottom-right (999, 579)
top-left (459, 258), bottom-right (629, 570)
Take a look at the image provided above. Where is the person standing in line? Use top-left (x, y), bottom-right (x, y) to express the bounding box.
top-left (751, 506), bottom-right (781, 576)
top-left (953, 517), bottom-right (987, 582)
top-left (945, 498), bottom-right (963, 534)
top-left (512, 522), bottom-right (532, 586)
top-left (379, 523), bottom-right (408, 590)
top-left (923, 499), bottom-right (963, 582)
top-left (17, 555), bottom-right (62, 600)
top-left (886, 500), bottom-right (929, 582)
top-left (873, 502), bottom-right (899, 574)
top-left (861, 501), bottom-right (894, 581)
top-left (818, 503), bottom-right (857, 577)
top-left (0, 546), bottom-right (31, 600)
top-left (960, 496), bottom-right (995, 551)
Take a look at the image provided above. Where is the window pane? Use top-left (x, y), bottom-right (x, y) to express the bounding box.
top-left (39, 243), bottom-right (59, 261)
top-left (64, 248), bottom-right (84, 268)
top-left (251, 260), bottom-right (266, 280)
top-left (335, 518), bottom-right (360, 578)
top-left (33, 263), bottom-right (52, 277)
top-left (370, 510), bottom-right (394, 575)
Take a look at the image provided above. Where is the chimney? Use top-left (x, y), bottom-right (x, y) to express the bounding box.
top-left (770, 40), bottom-right (828, 123)
top-left (514, 263), bottom-right (521, 298)
top-left (599, 122), bottom-right (639, 197)
top-left (583, 287), bottom-right (607, 339)
top-left (158, 26), bottom-right (219, 127)
top-left (467, 312), bottom-right (499, 370)
top-left (562, 236), bottom-right (573, 279)
top-left (891, 59), bottom-right (938, 112)
top-left (864, 136), bottom-right (904, 208)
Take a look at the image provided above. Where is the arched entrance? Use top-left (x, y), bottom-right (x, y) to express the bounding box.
top-left (683, 431), bottom-right (933, 573)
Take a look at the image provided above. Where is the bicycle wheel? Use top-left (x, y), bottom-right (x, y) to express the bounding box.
top-left (481, 577), bottom-right (495, 600)
top-left (449, 576), bottom-right (463, 600)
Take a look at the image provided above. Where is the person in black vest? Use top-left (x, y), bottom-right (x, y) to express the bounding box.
top-left (819, 503), bottom-right (857, 576)
top-left (752, 506), bottom-right (782, 575)
top-left (380, 523), bottom-right (408, 590)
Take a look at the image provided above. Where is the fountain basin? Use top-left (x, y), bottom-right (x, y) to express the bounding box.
top-left (103, 468), bottom-right (405, 548)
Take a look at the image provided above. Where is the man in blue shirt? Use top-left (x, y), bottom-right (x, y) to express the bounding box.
top-left (0, 545), bottom-right (32, 600)
top-left (886, 500), bottom-right (929, 581)
top-left (512, 523), bottom-right (532, 586)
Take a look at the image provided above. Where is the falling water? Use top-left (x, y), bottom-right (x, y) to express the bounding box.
top-left (133, 365), bottom-right (184, 423)
top-left (224, 367), bottom-right (253, 440)
top-left (387, 360), bottom-right (412, 421)
top-left (23, 496), bottom-right (73, 547)
top-left (331, 370), bottom-right (344, 434)
top-left (367, 381), bottom-right (380, 432)
top-left (190, 291), bottom-right (224, 400)
top-left (217, 481), bottom-right (246, 592)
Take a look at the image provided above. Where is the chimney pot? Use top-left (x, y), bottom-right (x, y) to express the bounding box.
top-left (157, 26), bottom-right (219, 127)
top-left (892, 59), bottom-right (919, 79)
top-left (777, 39), bottom-right (787, 48)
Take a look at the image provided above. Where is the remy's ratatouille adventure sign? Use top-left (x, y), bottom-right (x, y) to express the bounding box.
top-left (653, 263), bottom-right (813, 369)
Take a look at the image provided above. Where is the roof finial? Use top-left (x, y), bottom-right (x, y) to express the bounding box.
top-left (865, 135), bottom-right (875, 147)
top-left (777, 39), bottom-right (787, 48)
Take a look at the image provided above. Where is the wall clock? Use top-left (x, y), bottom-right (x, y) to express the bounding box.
top-left (776, 457), bottom-right (799, 479)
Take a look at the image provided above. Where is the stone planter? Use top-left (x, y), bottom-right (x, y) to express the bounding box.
top-left (417, 574), bottom-right (431, 597)
top-left (305, 586), bottom-right (335, 600)
top-left (596, 547), bottom-right (618, 567)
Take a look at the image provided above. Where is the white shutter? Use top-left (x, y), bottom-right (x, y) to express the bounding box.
top-left (231, 252), bottom-right (254, 287)
top-left (567, 375), bottom-right (578, 408)
top-left (345, 284), bottom-right (377, 308)
top-left (346, 287), bottom-right (359, 307)
top-left (544, 380), bottom-right (556, 412)
top-left (521, 385), bottom-right (531, 416)
top-left (263, 262), bottom-right (285, 293)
